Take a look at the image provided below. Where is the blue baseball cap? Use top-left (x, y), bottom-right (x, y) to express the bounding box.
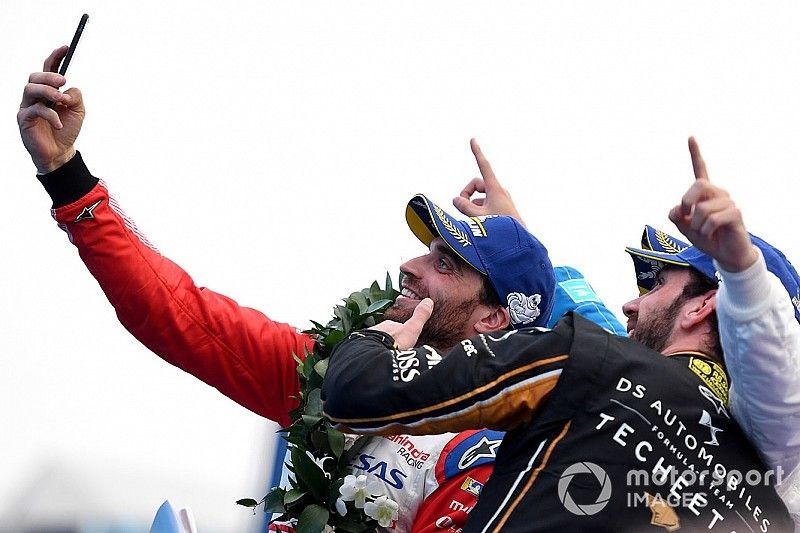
top-left (640, 224), bottom-right (691, 254)
top-left (405, 194), bottom-right (555, 328)
top-left (625, 226), bottom-right (703, 294)
top-left (625, 225), bottom-right (800, 322)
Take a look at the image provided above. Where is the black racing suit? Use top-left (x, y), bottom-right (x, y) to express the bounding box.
top-left (322, 314), bottom-right (793, 532)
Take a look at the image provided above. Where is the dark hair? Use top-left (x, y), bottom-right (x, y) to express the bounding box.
top-left (479, 275), bottom-right (503, 308)
top-left (680, 267), bottom-right (722, 360)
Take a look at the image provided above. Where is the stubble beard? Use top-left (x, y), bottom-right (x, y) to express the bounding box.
top-left (632, 297), bottom-right (683, 354)
top-left (383, 296), bottom-right (479, 352)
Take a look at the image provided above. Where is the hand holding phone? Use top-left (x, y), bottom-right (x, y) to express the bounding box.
top-left (46, 14), bottom-right (88, 109)
top-left (18, 15), bottom-right (90, 173)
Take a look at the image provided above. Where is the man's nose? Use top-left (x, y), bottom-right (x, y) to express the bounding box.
top-left (399, 254), bottom-right (425, 279)
top-left (622, 296), bottom-right (641, 318)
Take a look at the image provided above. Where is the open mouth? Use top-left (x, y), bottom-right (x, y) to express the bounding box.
top-left (400, 287), bottom-right (422, 300)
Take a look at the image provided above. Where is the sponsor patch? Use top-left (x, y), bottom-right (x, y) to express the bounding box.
top-left (558, 278), bottom-right (600, 304)
top-left (435, 515), bottom-right (454, 529)
top-left (424, 345), bottom-right (443, 368)
top-left (466, 215), bottom-right (501, 238)
top-left (385, 435), bottom-right (431, 469)
top-left (460, 476), bottom-right (483, 497)
top-left (466, 217), bottom-right (487, 238)
top-left (460, 339), bottom-right (478, 357)
top-left (457, 436), bottom-right (500, 470)
top-left (699, 385), bottom-right (730, 419)
top-left (688, 357), bottom-right (729, 407)
top-left (74, 199), bottom-right (103, 222)
top-left (698, 409), bottom-right (723, 446)
top-left (392, 349), bottom-right (422, 382)
top-left (443, 430), bottom-right (504, 480)
top-left (507, 292), bottom-right (542, 325)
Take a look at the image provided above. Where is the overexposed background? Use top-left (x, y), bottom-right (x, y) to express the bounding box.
top-left (3, 2), bottom-right (800, 531)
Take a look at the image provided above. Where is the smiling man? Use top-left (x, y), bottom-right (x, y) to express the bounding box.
top-left (18, 46), bottom-right (562, 532)
top-left (322, 139), bottom-right (799, 531)
top-left (384, 238), bottom-right (504, 352)
top-left (385, 193), bottom-right (555, 352)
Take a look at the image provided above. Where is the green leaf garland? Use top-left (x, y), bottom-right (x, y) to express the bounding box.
top-left (239, 275), bottom-right (401, 532)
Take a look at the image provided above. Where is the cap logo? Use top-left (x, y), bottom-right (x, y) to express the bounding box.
top-left (507, 292), bottom-right (542, 325)
top-left (467, 218), bottom-right (487, 237)
top-left (638, 270), bottom-right (657, 281)
top-left (434, 204), bottom-right (471, 247)
top-left (466, 215), bottom-right (500, 238)
top-left (654, 229), bottom-right (688, 254)
top-left (637, 255), bottom-right (663, 277)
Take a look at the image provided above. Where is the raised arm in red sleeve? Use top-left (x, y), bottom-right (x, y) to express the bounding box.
top-left (39, 152), bottom-right (313, 426)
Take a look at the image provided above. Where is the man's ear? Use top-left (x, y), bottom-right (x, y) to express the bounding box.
top-left (474, 306), bottom-right (511, 334)
top-left (680, 289), bottom-right (717, 330)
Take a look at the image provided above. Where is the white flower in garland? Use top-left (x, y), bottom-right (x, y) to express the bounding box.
top-left (338, 474), bottom-right (382, 509)
top-left (335, 497), bottom-right (348, 517)
top-left (364, 495), bottom-right (400, 528)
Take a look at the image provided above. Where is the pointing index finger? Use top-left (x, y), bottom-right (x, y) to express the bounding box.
top-left (470, 138), bottom-right (500, 190)
top-left (688, 136), bottom-right (710, 182)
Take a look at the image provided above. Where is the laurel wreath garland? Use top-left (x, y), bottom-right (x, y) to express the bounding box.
top-left (237, 274), bottom-right (400, 532)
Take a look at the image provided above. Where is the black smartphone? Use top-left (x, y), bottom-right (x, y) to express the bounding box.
top-left (58, 14), bottom-right (89, 75)
top-left (47, 14), bottom-right (89, 108)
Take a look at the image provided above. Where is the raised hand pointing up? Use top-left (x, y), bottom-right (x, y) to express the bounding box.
top-left (452, 138), bottom-right (527, 227)
top-left (668, 137), bottom-right (758, 273)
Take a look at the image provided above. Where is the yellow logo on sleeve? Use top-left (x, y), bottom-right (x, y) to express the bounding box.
top-left (688, 357), bottom-right (729, 407)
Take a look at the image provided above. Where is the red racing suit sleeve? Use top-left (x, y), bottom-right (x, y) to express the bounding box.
top-left (38, 153), bottom-right (313, 426)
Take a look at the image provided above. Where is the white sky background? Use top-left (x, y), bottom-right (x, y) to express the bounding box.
top-left (3, 1), bottom-right (800, 530)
